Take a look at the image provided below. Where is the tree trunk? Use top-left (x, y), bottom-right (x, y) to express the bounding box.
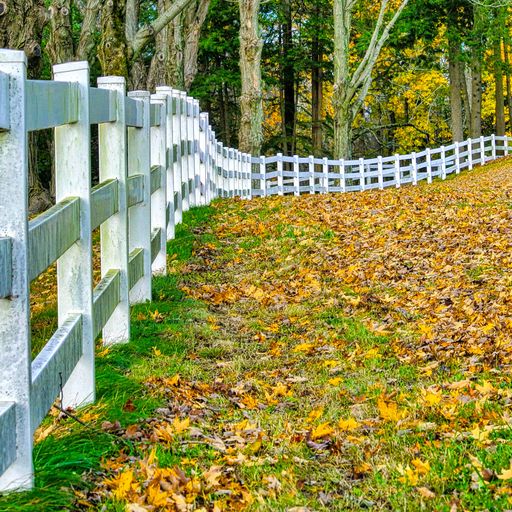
top-left (311, 2), bottom-right (323, 156)
top-left (447, 32), bottom-right (464, 142)
top-left (76, 0), bottom-right (102, 62)
top-left (470, 48), bottom-right (482, 138)
top-left (238, 0), bottom-right (263, 155)
top-left (281, 0), bottom-right (295, 156)
top-left (495, 38), bottom-right (506, 137)
top-left (503, 41), bottom-right (512, 131)
top-left (0, 0), bottom-right (52, 213)
top-left (332, 0), bottom-right (352, 158)
top-left (183, 0), bottom-right (210, 90)
top-left (98, 0), bottom-right (129, 78)
top-left (46, 0), bottom-right (74, 64)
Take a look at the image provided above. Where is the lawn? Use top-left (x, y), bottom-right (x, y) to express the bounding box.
top-left (1, 159), bottom-right (512, 511)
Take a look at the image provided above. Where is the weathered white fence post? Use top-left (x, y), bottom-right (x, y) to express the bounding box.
top-left (179, 92), bottom-right (189, 211)
top-left (394, 155), bottom-right (401, 188)
top-left (377, 156), bottom-right (384, 189)
top-left (53, 61), bottom-right (95, 409)
top-left (293, 155), bottom-right (300, 196)
top-left (411, 153), bottom-right (417, 185)
top-left (455, 142), bottom-right (460, 174)
top-left (170, 90), bottom-right (183, 223)
top-left (491, 134), bottom-right (496, 160)
top-left (322, 157), bottom-right (329, 193)
top-left (199, 112), bottom-right (209, 205)
top-left (440, 146), bottom-right (446, 180)
top-left (340, 159), bottom-right (346, 193)
top-left (480, 135), bottom-right (485, 165)
top-left (277, 153), bottom-right (284, 195)
top-left (193, 100), bottom-right (201, 206)
top-left (359, 158), bottom-right (366, 191)
top-left (229, 148), bottom-right (236, 197)
top-left (309, 156), bottom-right (315, 194)
top-left (505, 136), bottom-right (509, 156)
top-left (426, 148), bottom-right (432, 184)
top-left (97, 76), bottom-right (130, 345)
top-left (155, 88), bottom-right (176, 238)
top-left (260, 156), bottom-right (267, 197)
top-left (150, 93), bottom-right (168, 275)
top-left (468, 138), bottom-right (473, 170)
top-left (0, 50), bottom-right (33, 492)
top-left (127, 91), bottom-right (152, 303)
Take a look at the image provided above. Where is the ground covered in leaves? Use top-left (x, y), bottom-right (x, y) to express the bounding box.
top-left (2, 160), bottom-right (512, 512)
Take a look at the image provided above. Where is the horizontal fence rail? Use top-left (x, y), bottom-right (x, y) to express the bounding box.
top-left (0, 47), bottom-right (509, 492)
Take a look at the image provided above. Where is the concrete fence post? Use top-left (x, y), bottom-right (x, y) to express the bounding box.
top-left (53, 60), bottom-right (95, 409)
top-left (97, 76), bottom-right (130, 345)
top-left (0, 49), bottom-right (33, 492)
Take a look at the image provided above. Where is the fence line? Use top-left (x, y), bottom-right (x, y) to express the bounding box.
top-left (0, 48), bottom-right (509, 491)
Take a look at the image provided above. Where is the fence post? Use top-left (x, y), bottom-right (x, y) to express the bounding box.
top-left (155, 88), bottom-right (176, 238)
top-left (359, 158), bottom-right (366, 191)
top-left (0, 50), bottom-right (33, 492)
top-left (150, 93), bottom-right (168, 275)
top-left (199, 112), bottom-right (209, 205)
top-left (293, 155), bottom-right (300, 196)
top-left (277, 153), bottom-right (284, 195)
top-left (323, 157), bottom-right (329, 193)
top-left (97, 76), bottom-right (130, 345)
top-left (377, 156), bottom-right (384, 189)
top-left (340, 159), bottom-right (346, 193)
top-left (426, 148), bottom-right (432, 184)
top-left (127, 91), bottom-right (152, 303)
top-left (454, 142), bottom-right (460, 174)
top-left (309, 156), bottom-right (315, 194)
top-left (260, 156), bottom-right (266, 197)
top-left (491, 134), bottom-right (496, 160)
top-left (179, 92), bottom-right (189, 211)
top-left (411, 152), bottom-right (417, 185)
top-left (480, 135), bottom-right (485, 165)
top-left (394, 154), bottom-right (400, 188)
top-left (468, 138), bottom-right (473, 170)
top-left (505, 136), bottom-right (509, 156)
top-left (193, 100), bottom-right (201, 206)
top-left (53, 61), bottom-right (95, 409)
top-left (441, 146), bottom-right (446, 180)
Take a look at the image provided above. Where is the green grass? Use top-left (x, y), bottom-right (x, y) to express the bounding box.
top-left (0, 206), bottom-right (215, 512)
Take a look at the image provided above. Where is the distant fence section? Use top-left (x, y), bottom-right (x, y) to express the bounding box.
top-left (0, 48), bottom-right (509, 492)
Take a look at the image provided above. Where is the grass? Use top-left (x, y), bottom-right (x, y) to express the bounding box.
top-left (2, 161), bottom-right (512, 510)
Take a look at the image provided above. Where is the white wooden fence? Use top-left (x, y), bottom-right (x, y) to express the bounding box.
top-left (0, 48), bottom-right (509, 492)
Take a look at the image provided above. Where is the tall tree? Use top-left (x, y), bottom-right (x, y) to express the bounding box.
top-left (332, 0), bottom-right (408, 158)
top-left (239, 0), bottom-right (264, 155)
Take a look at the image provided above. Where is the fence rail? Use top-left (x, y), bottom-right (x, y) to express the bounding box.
top-left (0, 48), bottom-right (509, 492)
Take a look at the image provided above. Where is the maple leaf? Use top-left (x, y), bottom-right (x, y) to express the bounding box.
top-left (377, 397), bottom-right (406, 422)
top-left (203, 465), bottom-right (223, 489)
top-left (172, 416), bottom-right (191, 434)
top-left (306, 407), bottom-right (324, 423)
top-left (412, 458), bottom-right (431, 476)
top-left (328, 377), bottom-right (342, 386)
top-left (107, 470), bottom-right (136, 500)
top-left (338, 417), bottom-right (360, 431)
top-left (497, 461), bottom-right (512, 480)
top-left (310, 422), bottom-right (335, 440)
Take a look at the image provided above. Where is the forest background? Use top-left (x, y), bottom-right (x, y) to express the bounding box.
top-left (0, 0), bottom-right (510, 211)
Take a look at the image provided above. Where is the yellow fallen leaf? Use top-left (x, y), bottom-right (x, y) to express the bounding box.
top-left (412, 458), bottom-right (431, 475)
top-left (152, 346), bottom-right (162, 357)
top-left (497, 461), bottom-right (512, 480)
top-left (338, 417), bottom-right (360, 431)
top-left (378, 397), bottom-right (406, 422)
top-left (328, 377), bottom-right (342, 386)
top-left (307, 407), bottom-right (324, 423)
top-left (203, 465), bottom-right (223, 488)
top-left (172, 416), bottom-right (190, 434)
top-left (293, 342), bottom-right (314, 353)
top-left (311, 422), bottom-right (335, 440)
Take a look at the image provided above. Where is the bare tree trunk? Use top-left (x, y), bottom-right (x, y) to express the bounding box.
top-left (311, 2), bottom-right (323, 156)
top-left (0, 0), bottom-right (52, 213)
top-left (183, 0), bottom-right (210, 90)
top-left (46, 0), bottom-right (74, 64)
top-left (447, 31), bottom-right (464, 142)
top-left (495, 38), bottom-right (506, 137)
top-left (332, 0), bottom-right (408, 158)
top-left (470, 48), bottom-right (482, 138)
top-left (98, 0), bottom-right (129, 77)
top-left (238, 0), bottom-right (263, 155)
top-left (76, 0), bottom-right (102, 62)
top-left (504, 41), bottom-right (512, 131)
top-left (281, 0), bottom-right (295, 155)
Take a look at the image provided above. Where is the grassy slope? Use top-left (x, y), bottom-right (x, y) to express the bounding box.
top-left (2, 161), bottom-right (512, 511)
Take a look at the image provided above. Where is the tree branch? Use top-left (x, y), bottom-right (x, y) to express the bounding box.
top-left (131, 0), bottom-right (196, 58)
